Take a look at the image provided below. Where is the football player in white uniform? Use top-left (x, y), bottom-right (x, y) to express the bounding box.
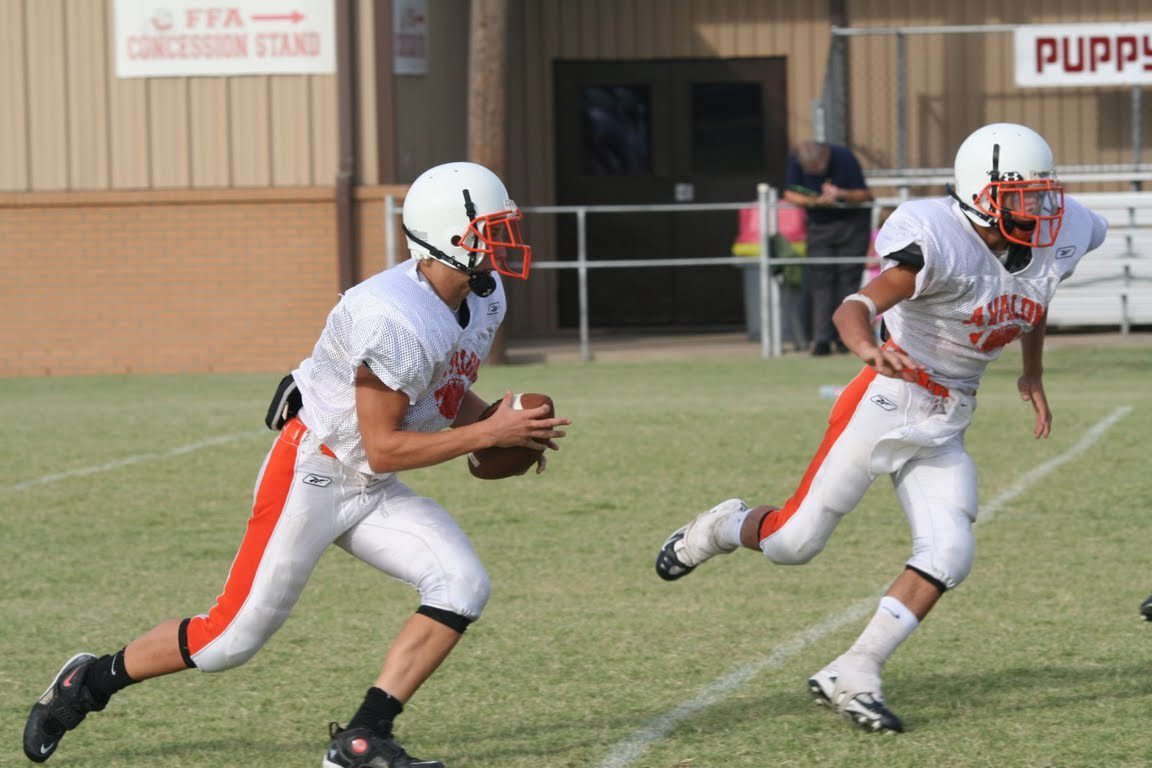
top-left (655, 123), bottom-right (1108, 733)
top-left (24, 162), bottom-right (571, 768)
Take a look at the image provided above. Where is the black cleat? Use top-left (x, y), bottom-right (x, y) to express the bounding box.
top-left (23, 653), bottom-right (105, 763)
top-left (808, 668), bottom-right (904, 734)
top-left (1141, 594), bottom-right (1152, 621)
top-left (655, 529), bottom-right (695, 581)
top-left (323, 722), bottom-right (445, 768)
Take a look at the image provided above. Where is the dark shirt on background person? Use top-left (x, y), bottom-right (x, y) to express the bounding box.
top-left (783, 141), bottom-right (873, 355)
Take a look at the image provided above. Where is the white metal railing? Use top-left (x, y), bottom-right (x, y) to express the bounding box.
top-left (383, 182), bottom-right (1152, 362)
top-left (386, 186), bottom-right (807, 362)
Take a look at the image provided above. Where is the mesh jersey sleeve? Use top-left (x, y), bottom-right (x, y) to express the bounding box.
top-left (874, 203), bottom-right (942, 299)
top-left (354, 310), bottom-right (434, 404)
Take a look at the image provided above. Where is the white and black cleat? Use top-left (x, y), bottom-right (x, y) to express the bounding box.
top-left (808, 668), bottom-right (904, 734)
top-left (655, 529), bottom-right (695, 581)
top-left (654, 499), bottom-right (747, 582)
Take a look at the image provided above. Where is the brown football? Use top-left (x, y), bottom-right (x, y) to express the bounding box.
top-left (467, 393), bottom-right (554, 479)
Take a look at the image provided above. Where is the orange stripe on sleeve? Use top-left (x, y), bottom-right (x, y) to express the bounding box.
top-left (184, 436), bottom-right (298, 657)
top-left (758, 366), bottom-right (877, 541)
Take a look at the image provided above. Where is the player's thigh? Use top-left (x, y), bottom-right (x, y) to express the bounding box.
top-left (335, 483), bottom-right (490, 614)
top-left (761, 394), bottom-right (885, 562)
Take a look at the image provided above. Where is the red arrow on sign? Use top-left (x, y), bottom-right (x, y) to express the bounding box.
top-left (251, 11), bottom-right (306, 23)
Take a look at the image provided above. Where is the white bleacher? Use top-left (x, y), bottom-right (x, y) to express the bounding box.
top-left (1046, 193), bottom-right (1152, 330)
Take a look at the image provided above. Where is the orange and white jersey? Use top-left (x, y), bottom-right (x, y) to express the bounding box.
top-left (292, 258), bottom-right (505, 476)
top-left (875, 196), bottom-right (1107, 391)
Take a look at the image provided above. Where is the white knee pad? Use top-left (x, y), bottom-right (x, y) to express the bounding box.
top-left (193, 640), bottom-right (260, 673)
top-left (188, 616), bottom-right (273, 673)
top-left (760, 527), bottom-right (827, 565)
top-left (906, 519), bottom-right (975, 590)
top-left (420, 561), bottom-right (492, 621)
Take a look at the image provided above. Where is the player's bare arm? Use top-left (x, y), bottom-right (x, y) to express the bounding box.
top-left (833, 263), bottom-right (922, 379)
top-left (1018, 310), bottom-right (1053, 439)
top-left (450, 389), bottom-right (492, 428)
top-left (356, 365), bottom-right (568, 473)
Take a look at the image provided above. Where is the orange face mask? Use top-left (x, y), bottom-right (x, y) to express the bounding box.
top-left (458, 209), bottom-right (532, 279)
top-left (972, 178), bottom-right (1065, 248)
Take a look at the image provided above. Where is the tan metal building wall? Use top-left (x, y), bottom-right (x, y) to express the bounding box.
top-left (837, 0), bottom-right (1152, 177)
top-left (0, 0), bottom-right (383, 190)
top-left (4, 1), bottom-right (1148, 193)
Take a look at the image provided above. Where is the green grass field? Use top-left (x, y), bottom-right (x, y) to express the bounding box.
top-left (2, 341), bottom-right (1150, 768)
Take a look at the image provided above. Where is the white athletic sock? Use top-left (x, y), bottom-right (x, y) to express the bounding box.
top-left (836, 596), bottom-right (920, 684)
top-left (716, 504), bottom-right (750, 549)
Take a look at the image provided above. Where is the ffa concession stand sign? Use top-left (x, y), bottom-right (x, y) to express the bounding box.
top-left (114, 0), bottom-right (335, 77)
top-left (1016, 23), bottom-right (1152, 87)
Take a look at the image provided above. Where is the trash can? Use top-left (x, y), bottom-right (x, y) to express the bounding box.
top-left (731, 204), bottom-right (809, 349)
top-left (740, 264), bottom-right (808, 348)
top-left (735, 238), bottom-right (808, 350)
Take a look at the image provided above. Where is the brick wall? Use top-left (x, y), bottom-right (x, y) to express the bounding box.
top-left (0, 187), bottom-right (406, 377)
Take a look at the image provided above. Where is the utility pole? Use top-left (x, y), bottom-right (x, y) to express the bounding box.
top-left (468, 0), bottom-right (509, 363)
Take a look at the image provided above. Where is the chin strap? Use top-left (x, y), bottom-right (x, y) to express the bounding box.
top-left (403, 224), bottom-right (494, 296)
top-left (945, 183), bottom-right (995, 226)
top-left (468, 271), bottom-right (496, 297)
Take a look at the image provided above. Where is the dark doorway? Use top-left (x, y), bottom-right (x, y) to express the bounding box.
top-left (554, 58), bottom-right (789, 329)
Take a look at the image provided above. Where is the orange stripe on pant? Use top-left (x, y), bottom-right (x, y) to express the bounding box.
top-left (184, 432), bottom-right (299, 659)
top-left (758, 366), bottom-right (878, 542)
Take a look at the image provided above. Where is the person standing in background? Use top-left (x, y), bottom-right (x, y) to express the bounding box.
top-left (783, 141), bottom-right (874, 356)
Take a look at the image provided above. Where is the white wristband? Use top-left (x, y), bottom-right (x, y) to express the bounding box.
top-left (842, 293), bottom-right (877, 322)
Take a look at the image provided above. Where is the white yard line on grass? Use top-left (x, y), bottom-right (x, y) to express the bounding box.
top-left (3, 431), bottom-right (269, 492)
top-left (598, 405), bottom-right (1134, 768)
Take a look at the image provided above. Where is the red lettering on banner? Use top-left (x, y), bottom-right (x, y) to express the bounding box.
top-left (255, 31), bottom-right (320, 57)
top-left (1035, 32), bottom-right (1152, 76)
top-left (186, 8), bottom-right (244, 30)
top-left (1090, 36), bottom-right (1111, 71)
top-left (1063, 37), bottom-right (1085, 72)
top-left (1117, 36), bottom-right (1139, 71)
top-left (1037, 37), bottom-right (1058, 73)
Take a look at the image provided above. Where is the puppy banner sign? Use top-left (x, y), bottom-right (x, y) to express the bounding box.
top-left (1015, 23), bottom-right (1152, 87)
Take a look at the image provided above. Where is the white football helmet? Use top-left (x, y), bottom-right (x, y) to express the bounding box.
top-left (402, 161), bottom-right (532, 282)
top-left (950, 123), bottom-right (1064, 247)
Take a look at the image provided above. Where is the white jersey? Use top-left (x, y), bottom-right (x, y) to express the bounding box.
top-left (874, 196), bottom-right (1107, 391)
top-left (292, 259), bottom-right (505, 476)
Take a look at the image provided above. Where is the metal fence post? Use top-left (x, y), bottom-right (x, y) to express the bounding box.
top-left (757, 184), bottom-right (781, 359)
top-left (576, 207), bottom-right (591, 362)
top-left (385, 194), bottom-right (397, 268)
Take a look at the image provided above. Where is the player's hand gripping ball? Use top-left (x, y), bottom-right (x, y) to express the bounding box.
top-left (467, 393), bottom-right (554, 479)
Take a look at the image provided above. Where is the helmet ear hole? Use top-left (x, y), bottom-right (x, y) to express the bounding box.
top-left (450, 235), bottom-right (462, 246)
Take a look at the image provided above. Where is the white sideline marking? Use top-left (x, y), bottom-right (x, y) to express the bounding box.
top-left (4, 431), bottom-right (268, 492)
top-left (599, 406), bottom-right (1133, 768)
